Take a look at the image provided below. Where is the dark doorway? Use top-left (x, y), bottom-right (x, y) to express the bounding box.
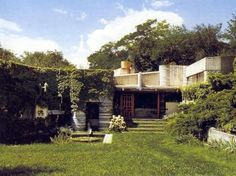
top-left (86, 102), bottom-right (99, 131)
top-left (134, 93), bottom-right (158, 118)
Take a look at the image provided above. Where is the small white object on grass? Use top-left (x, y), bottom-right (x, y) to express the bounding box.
top-left (103, 134), bottom-right (113, 144)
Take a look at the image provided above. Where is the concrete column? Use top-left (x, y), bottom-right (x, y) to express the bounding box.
top-left (182, 66), bottom-right (187, 86)
top-left (137, 72), bottom-right (142, 90)
top-left (159, 65), bottom-right (169, 86)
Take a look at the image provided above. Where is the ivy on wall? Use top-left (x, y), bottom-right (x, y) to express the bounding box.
top-left (0, 60), bottom-right (114, 119)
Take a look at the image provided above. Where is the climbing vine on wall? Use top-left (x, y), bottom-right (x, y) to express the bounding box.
top-left (0, 60), bottom-right (114, 118)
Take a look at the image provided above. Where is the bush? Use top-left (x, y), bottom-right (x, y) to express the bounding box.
top-left (167, 88), bottom-right (235, 140)
top-left (208, 73), bottom-right (235, 91)
top-left (181, 83), bottom-right (212, 101)
top-left (50, 127), bottom-right (72, 144)
top-left (208, 139), bottom-right (236, 153)
top-left (108, 115), bottom-right (127, 132)
top-left (175, 134), bottom-right (203, 146)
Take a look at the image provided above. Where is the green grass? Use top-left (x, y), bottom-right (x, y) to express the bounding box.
top-left (0, 133), bottom-right (235, 176)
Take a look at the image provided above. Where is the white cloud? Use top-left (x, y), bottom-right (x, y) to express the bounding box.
top-left (151, 0), bottom-right (174, 8)
top-left (53, 8), bottom-right (68, 15)
top-left (68, 7), bottom-right (183, 68)
top-left (53, 8), bottom-right (87, 21)
top-left (87, 8), bottom-right (183, 52)
top-left (0, 32), bottom-right (60, 55)
top-left (116, 3), bottom-right (128, 15)
top-left (99, 18), bottom-right (109, 25)
top-left (0, 7), bottom-right (183, 69)
top-left (76, 12), bottom-right (87, 21)
top-left (0, 18), bottom-right (60, 55)
top-left (64, 35), bottom-right (90, 68)
top-left (0, 18), bottom-right (22, 32)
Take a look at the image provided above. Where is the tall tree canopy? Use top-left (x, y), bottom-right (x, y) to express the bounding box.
top-left (224, 14), bottom-right (236, 54)
top-left (87, 18), bottom-right (230, 72)
top-left (0, 46), bottom-right (19, 62)
top-left (21, 51), bottom-right (74, 69)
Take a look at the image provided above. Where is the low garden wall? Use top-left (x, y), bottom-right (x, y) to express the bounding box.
top-left (208, 127), bottom-right (236, 143)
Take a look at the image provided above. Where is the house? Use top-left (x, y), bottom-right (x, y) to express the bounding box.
top-left (112, 56), bottom-right (235, 123)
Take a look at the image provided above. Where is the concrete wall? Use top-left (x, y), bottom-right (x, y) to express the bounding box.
top-left (159, 65), bottom-right (186, 87)
top-left (141, 71), bottom-right (160, 87)
top-left (165, 102), bottom-right (179, 116)
top-left (186, 56), bottom-right (235, 78)
top-left (220, 56), bottom-right (235, 74)
top-left (208, 127), bottom-right (236, 144)
top-left (75, 97), bottom-right (113, 131)
top-left (186, 58), bottom-right (206, 78)
top-left (186, 56), bottom-right (235, 85)
top-left (99, 97), bottom-right (113, 130)
top-left (115, 56), bottom-right (235, 88)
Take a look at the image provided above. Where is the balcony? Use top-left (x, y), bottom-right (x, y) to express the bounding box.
top-left (114, 71), bottom-right (160, 89)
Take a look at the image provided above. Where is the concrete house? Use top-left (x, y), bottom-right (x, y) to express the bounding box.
top-left (75, 56), bottom-right (234, 131)
top-left (113, 56), bottom-right (235, 122)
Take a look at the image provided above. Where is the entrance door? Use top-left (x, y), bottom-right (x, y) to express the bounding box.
top-left (86, 102), bottom-right (99, 131)
top-left (120, 94), bottom-right (134, 120)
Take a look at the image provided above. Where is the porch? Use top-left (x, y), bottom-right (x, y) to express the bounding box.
top-left (113, 90), bottom-right (181, 121)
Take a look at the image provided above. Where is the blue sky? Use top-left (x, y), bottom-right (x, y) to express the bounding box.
top-left (0, 0), bottom-right (235, 67)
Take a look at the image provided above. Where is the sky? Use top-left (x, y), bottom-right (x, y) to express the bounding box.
top-left (0, 0), bottom-right (235, 68)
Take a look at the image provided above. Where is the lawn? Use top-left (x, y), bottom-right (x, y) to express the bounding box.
top-left (0, 133), bottom-right (235, 176)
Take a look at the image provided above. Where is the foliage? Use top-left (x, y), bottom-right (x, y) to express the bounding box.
top-left (0, 60), bottom-right (113, 143)
top-left (168, 90), bottom-right (235, 140)
top-left (208, 72), bottom-right (235, 91)
top-left (0, 117), bottom-right (57, 144)
top-left (208, 139), bottom-right (236, 153)
top-left (88, 42), bottom-right (128, 69)
top-left (191, 24), bottom-right (226, 59)
top-left (174, 134), bottom-right (203, 146)
top-left (50, 127), bottom-right (72, 144)
top-left (108, 115), bottom-right (127, 132)
top-left (21, 51), bottom-right (75, 69)
top-left (181, 83), bottom-right (212, 101)
top-left (88, 19), bottom-right (228, 71)
top-left (168, 71), bottom-right (236, 140)
top-left (223, 14), bottom-right (236, 55)
top-left (0, 47), bottom-right (19, 62)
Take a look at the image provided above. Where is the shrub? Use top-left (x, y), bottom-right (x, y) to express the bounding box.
top-left (50, 127), bottom-right (72, 144)
top-left (167, 89), bottom-right (235, 140)
top-left (208, 73), bottom-right (235, 91)
top-left (181, 83), bottom-right (212, 101)
top-left (208, 139), bottom-right (236, 153)
top-left (108, 115), bottom-right (127, 132)
top-left (175, 134), bottom-right (203, 146)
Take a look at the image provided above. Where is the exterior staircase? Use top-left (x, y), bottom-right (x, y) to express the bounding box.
top-left (128, 118), bottom-right (166, 133)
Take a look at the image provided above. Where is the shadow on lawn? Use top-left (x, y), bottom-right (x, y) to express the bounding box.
top-left (0, 166), bottom-right (63, 176)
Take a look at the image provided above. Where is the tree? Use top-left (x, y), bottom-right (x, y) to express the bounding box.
top-left (0, 46), bottom-right (19, 62)
top-left (87, 20), bottom-right (228, 72)
top-left (21, 51), bottom-right (75, 69)
top-left (88, 42), bottom-right (128, 69)
top-left (224, 14), bottom-right (236, 54)
top-left (191, 24), bottom-right (226, 59)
